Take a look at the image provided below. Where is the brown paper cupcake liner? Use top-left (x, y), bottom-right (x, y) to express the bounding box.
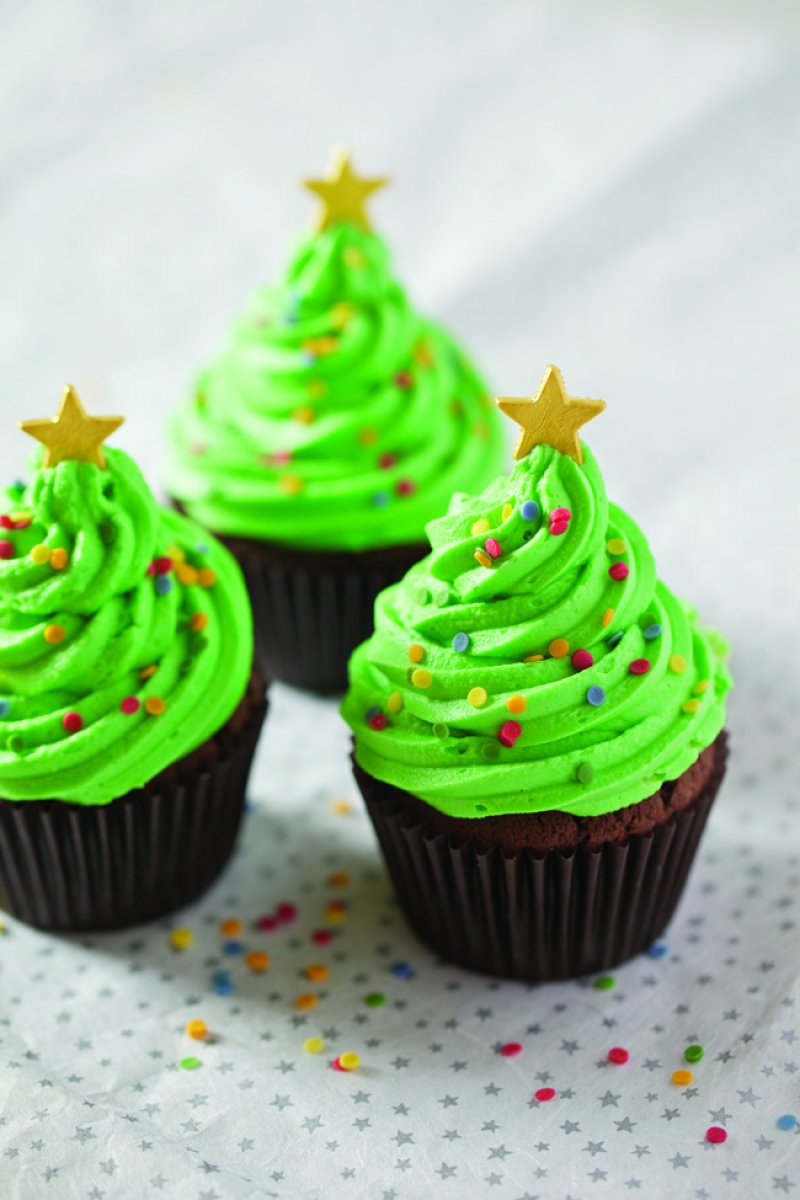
top-left (354, 733), bottom-right (728, 981)
top-left (0, 679), bottom-right (268, 933)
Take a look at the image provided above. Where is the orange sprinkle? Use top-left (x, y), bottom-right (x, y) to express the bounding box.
top-left (176, 563), bottom-right (198, 586)
top-left (408, 643), bottom-right (425, 663)
top-left (329, 871), bottom-right (350, 888)
top-left (186, 1019), bottom-right (207, 1040)
top-left (295, 993), bottom-right (319, 1010)
top-left (293, 406), bottom-right (316, 425)
top-left (139, 665), bottom-right (157, 680)
top-left (303, 335), bottom-right (337, 357)
top-left (197, 567), bottom-right (217, 588)
top-left (549, 638), bottom-right (570, 658)
top-left (44, 623), bottom-right (65, 645)
top-left (358, 427), bottom-right (378, 446)
top-left (524, 654), bottom-right (544, 662)
top-left (49, 548), bottom-right (69, 570)
top-left (245, 951), bottom-right (270, 973)
top-left (220, 918), bottom-right (243, 937)
top-left (189, 611), bottom-right (208, 632)
top-left (506, 695), bottom-right (527, 715)
top-left (413, 340), bottom-right (434, 366)
top-left (411, 668), bottom-right (432, 689)
top-left (306, 963), bottom-right (329, 982)
top-left (474, 549), bottom-right (493, 569)
top-left (278, 474), bottom-right (304, 496)
top-left (145, 696), bottom-right (166, 716)
top-left (672, 1069), bottom-right (693, 1086)
top-left (325, 906), bottom-right (346, 925)
top-left (601, 607), bottom-right (614, 628)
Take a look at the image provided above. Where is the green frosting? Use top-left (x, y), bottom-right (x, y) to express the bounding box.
top-left (343, 443), bottom-right (731, 818)
top-left (0, 448), bottom-right (253, 805)
top-left (165, 224), bottom-right (505, 551)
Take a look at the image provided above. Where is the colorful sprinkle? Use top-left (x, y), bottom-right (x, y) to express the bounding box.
top-left (608, 1047), bottom-right (629, 1064)
top-left (303, 1037), bottom-right (325, 1054)
top-left (586, 687), bottom-right (606, 706)
top-left (643, 623), bottom-right (662, 640)
top-left (62, 711), bottom-right (83, 734)
top-left (396, 479), bottom-right (415, 496)
top-left (329, 871), bottom-right (350, 888)
top-left (534, 1087), bottom-right (556, 1102)
top-left (524, 654), bottom-right (544, 662)
top-left (223, 939), bottom-right (244, 956)
top-left (474, 549), bottom-right (493, 569)
top-left (502, 503), bottom-right (513, 521)
top-left (609, 563), bottom-right (629, 581)
top-left (277, 902), bottom-right (298, 923)
top-left (30, 544), bottom-right (51, 565)
top-left (550, 507), bottom-right (571, 522)
top-left (295, 993), bottom-right (318, 1010)
top-left (145, 697), bottom-right (166, 716)
top-left (177, 563), bottom-right (198, 586)
top-left (293, 406), bottom-right (316, 425)
top-left (607, 631), bottom-right (624, 648)
top-left (371, 491), bottom-right (390, 507)
top-left (452, 632), bottom-right (470, 652)
top-left (506, 695), bottom-right (526, 715)
top-left (408, 643), bottom-right (425, 663)
top-left (186, 1019), bottom-right (207, 1040)
top-left (411, 668), bottom-right (432, 689)
top-left (601, 608), bottom-right (614, 628)
top-left (693, 679), bottom-right (709, 694)
top-left (391, 962), bottom-right (413, 978)
top-left (468, 687), bottom-right (488, 708)
top-left (647, 941), bottom-right (668, 958)
top-left (549, 638), bottom-right (569, 658)
top-left (364, 992), bottom-right (385, 1008)
top-left (378, 452), bottom-right (397, 469)
top-left (169, 928), bottom-right (193, 951)
top-left (279, 473), bottom-right (304, 495)
top-left (359, 427), bottom-right (378, 446)
top-left (432, 722), bottom-right (449, 739)
top-left (571, 649), bottom-right (593, 671)
top-left (220, 918), bottom-right (243, 937)
top-left (49, 548), bottom-right (69, 570)
top-left (520, 501), bottom-right (539, 521)
top-left (500, 1042), bottom-right (522, 1057)
top-left (549, 520), bottom-right (569, 536)
top-left (368, 712), bottom-right (388, 731)
top-left (338, 1052), bottom-right (360, 1071)
top-left (498, 720), bottom-right (522, 748)
top-left (0, 701), bottom-right (8, 718)
top-left (386, 692), bottom-right (403, 713)
top-left (682, 699), bottom-right (701, 714)
top-left (306, 964), bottom-right (329, 982)
top-left (684, 1044), bottom-right (704, 1063)
top-left (44, 624), bottom-right (65, 645)
top-left (777, 1114), bottom-right (798, 1131)
top-left (607, 537), bottom-right (627, 555)
top-left (154, 576), bottom-right (173, 595)
top-left (152, 556), bottom-right (172, 575)
top-left (471, 517), bottom-right (490, 536)
top-left (669, 653), bottom-right (687, 674)
top-left (120, 696), bottom-right (141, 715)
top-left (485, 537), bottom-right (502, 559)
top-left (197, 567), bottom-right (217, 588)
top-left (705, 1126), bottom-right (727, 1144)
top-left (179, 1057), bottom-right (201, 1071)
top-left (577, 762), bottom-right (594, 784)
top-left (594, 974), bottom-right (615, 990)
top-left (139, 665), bottom-right (157, 680)
top-left (672, 1070), bottom-right (693, 1086)
top-left (0, 541), bottom-right (13, 560)
top-left (311, 930), bottom-right (332, 945)
top-left (189, 611), bottom-right (208, 633)
top-left (629, 658), bottom-right (651, 675)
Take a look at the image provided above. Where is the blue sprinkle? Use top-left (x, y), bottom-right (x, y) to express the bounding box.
top-left (212, 969), bottom-right (231, 983)
top-left (777, 1114), bottom-right (798, 1131)
top-left (520, 501), bottom-right (539, 521)
top-left (452, 632), bottom-right (470, 653)
top-left (607, 631), bottom-right (624, 648)
top-left (302, 353), bottom-right (316, 366)
top-left (212, 979), bottom-right (234, 996)
top-left (643, 624), bottom-right (663, 641)
top-left (366, 706), bottom-right (381, 721)
top-left (391, 962), bottom-right (414, 979)
top-left (371, 491), bottom-right (390, 508)
top-left (586, 686), bottom-right (606, 707)
top-left (223, 940), bottom-right (245, 956)
top-left (647, 941), bottom-right (668, 958)
top-left (0, 700), bottom-right (8, 718)
top-left (154, 576), bottom-right (173, 596)
top-left (196, 544), bottom-right (209, 555)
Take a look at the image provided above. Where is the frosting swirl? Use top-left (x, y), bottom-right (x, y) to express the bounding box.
top-left (343, 444), bottom-right (731, 818)
top-left (165, 224), bottom-right (506, 551)
top-left (0, 448), bottom-right (253, 805)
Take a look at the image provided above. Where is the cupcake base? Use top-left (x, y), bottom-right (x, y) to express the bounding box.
top-left (354, 731), bottom-right (728, 981)
top-left (0, 672), bottom-right (268, 933)
top-left (216, 532), bottom-right (428, 694)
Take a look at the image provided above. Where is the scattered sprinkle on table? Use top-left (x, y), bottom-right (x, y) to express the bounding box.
top-left (303, 1037), bottom-right (325, 1055)
top-left (684, 1044), bottom-right (704, 1063)
top-left (169, 928), bottom-right (193, 951)
top-left (179, 1056), bottom-right (201, 1071)
top-left (534, 1087), bottom-right (556, 1102)
top-left (186, 1019), bottom-right (207, 1040)
top-left (593, 975), bottom-right (615, 990)
top-left (672, 1069), bottom-right (693, 1086)
top-left (500, 1042), bottom-right (522, 1057)
top-left (608, 1047), bottom-right (629, 1064)
top-left (705, 1126), bottom-right (727, 1144)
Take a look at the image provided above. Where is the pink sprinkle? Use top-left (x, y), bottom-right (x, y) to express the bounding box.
top-left (629, 658), bottom-right (651, 675)
top-left (331, 1057), bottom-right (345, 1072)
top-left (395, 371), bottom-right (413, 390)
top-left (498, 719), bottom-right (522, 747)
top-left (15, 518), bottom-right (32, 529)
top-left (549, 520), bottom-right (569, 536)
top-left (256, 914), bottom-right (279, 932)
top-left (706, 1126), bottom-right (728, 1144)
top-left (609, 563), bottom-right (629, 581)
top-left (368, 713), bottom-right (388, 731)
top-left (0, 516), bottom-right (12, 529)
top-left (608, 1046), bottom-right (629, 1064)
top-left (500, 1042), bottom-right (522, 1057)
top-left (62, 711), bottom-right (83, 734)
top-left (378, 453), bottom-right (397, 469)
top-left (396, 479), bottom-right (416, 496)
top-left (485, 538), bottom-right (502, 559)
top-left (550, 508), bottom-right (572, 522)
top-left (571, 649), bottom-right (594, 671)
top-left (152, 556), bottom-right (173, 576)
top-left (312, 929), bottom-right (333, 945)
top-left (271, 451), bottom-right (292, 466)
top-left (120, 696), bottom-right (140, 715)
top-left (0, 540), bottom-right (14, 560)
top-left (534, 1087), bottom-right (556, 1102)
top-left (276, 902), bottom-right (298, 923)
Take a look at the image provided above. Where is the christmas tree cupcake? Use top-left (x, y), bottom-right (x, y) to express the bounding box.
top-left (343, 367), bottom-right (731, 981)
top-left (0, 387), bottom-right (266, 931)
top-left (165, 149), bottom-right (505, 692)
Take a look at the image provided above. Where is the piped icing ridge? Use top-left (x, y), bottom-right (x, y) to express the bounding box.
top-left (0, 448), bottom-right (253, 805)
top-left (343, 442), bottom-right (730, 819)
top-left (165, 222), bottom-right (505, 551)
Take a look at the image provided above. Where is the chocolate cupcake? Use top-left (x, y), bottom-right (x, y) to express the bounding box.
top-left (0, 387), bottom-right (266, 932)
top-left (342, 366), bottom-right (731, 981)
top-left (165, 149), bottom-right (506, 692)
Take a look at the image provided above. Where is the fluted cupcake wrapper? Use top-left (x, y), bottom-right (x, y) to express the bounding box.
top-left (354, 744), bottom-right (727, 982)
top-left (219, 535), bottom-right (428, 694)
top-left (0, 688), bottom-right (268, 933)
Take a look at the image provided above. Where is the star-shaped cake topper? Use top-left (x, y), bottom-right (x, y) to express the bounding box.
top-left (497, 365), bottom-right (605, 465)
top-left (303, 146), bottom-right (389, 233)
top-left (19, 385), bottom-right (124, 470)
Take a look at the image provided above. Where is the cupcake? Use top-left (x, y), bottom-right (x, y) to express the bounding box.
top-left (0, 387), bottom-right (266, 932)
top-left (165, 148), bottom-right (506, 692)
top-left (343, 366), bottom-right (731, 981)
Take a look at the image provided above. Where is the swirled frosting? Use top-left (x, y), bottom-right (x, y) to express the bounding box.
top-left (165, 224), bottom-right (505, 551)
top-left (343, 444), bottom-right (731, 818)
top-left (0, 448), bottom-right (253, 805)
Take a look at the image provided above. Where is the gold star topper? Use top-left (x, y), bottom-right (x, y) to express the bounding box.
top-left (496, 365), bottom-right (605, 465)
top-left (19, 385), bottom-right (124, 470)
top-left (303, 146), bottom-right (389, 233)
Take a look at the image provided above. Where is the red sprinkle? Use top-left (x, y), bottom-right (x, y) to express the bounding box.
top-left (0, 516), bottom-right (12, 529)
top-left (609, 563), bottom-right (630, 581)
top-left (331, 1056), bottom-right (345, 1072)
top-left (276, 902), bottom-right (298, 923)
top-left (62, 711), bottom-right (83, 734)
top-left (396, 479), bottom-right (416, 496)
top-left (152, 556), bottom-right (173, 575)
top-left (0, 540), bottom-right (14, 560)
top-left (571, 649), bottom-right (594, 671)
top-left (14, 518), bottom-right (31, 529)
top-left (500, 1042), bottom-right (522, 1057)
top-left (534, 1087), bottom-right (556, 1102)
top-left (550, 508), bottom-right (572, 522)
top-left (395, 371), bottom-right (413, 390)
top-left (485, 538), bottom-right (502, 559)
top-left (120, 696), bottom-right (141, 714)
top-left (498, 719), bottom-right (522, 748)
top-left (368, 713), bottom-right (388, 731)
top-left (378, 453), bottom-right (397, 469)
top-left (549, 520), bottom-right (569, 536)
top-left (608, 1046), bottom-right (629, 1064)
top-left (271, 451), bottom-right (293, 466)
top-left (312, 929), bottom-right (333, 945)
top-left (629, 659), bottom-right (651, 675)
top-left (706, 1126), bottom-right (728, 1144)
top-left (256, 914), bottom-right (279, 932)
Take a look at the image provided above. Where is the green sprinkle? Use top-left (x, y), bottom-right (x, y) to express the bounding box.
top-left (577, 762), bottom-right (594, 784)
top-left (432, 722), bottom-right (449, 739)
top-left (6, 735), bottom-right (24, 754)
top-left (684, 1044), bottom-right (704, 1063)
top-left (594, 975), bottom-right (615, 990)
top-left (481, 742), bottom-right (501, 763)
top-left (180, 1056), bottom-right (202, 1070)
top-left (364, 992), bottom-right (385, 1008)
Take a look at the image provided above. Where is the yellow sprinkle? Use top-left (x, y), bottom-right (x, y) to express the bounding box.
top-left (303, 335), bottom-right (337, 357)
top-left (325, 906), bottom-right (346, 925)
top-left (468, 686), bottom-right (488, 707)
top-left (176, 563), bottom-right (199, 586)
top-left (669, 654), bottom-right (687, 674)
top-left (344, 247), bottom-right (365, 268)
top-left (682, 699), bottom-right (701, 714)
top-left (165, 544), bottom-right (186, 564)
top-left (293, 406), bottom-right (316, 425)
top-left (189, 611), bottom-right (208, 632)
top-left (296, 993), bottom-right (318, 1010)
top-left (502, 503), bottom-right (513, 521)
top-left (49, 547), bottom-right (69, 570)
top-left (471, 518), bottom-right (490, 536)
top-left (139, 665), bottom-right (158, 680)
top-left (339, 1052), bottom-right (360, 1071)
top-left (607, 538), bottom-right (627, 555)
top-left (474, 549), bottom-right (493, 569)
top-left (304, 1037), bottom-right (325, 1054)
top-left (548, 638), bottom-right (570, 659)
top-left (672, 1069), bottom-right (693, 1086)
top-left (44, 623), bottom-right (65, 645)
top-left (408, 643), bottom-right (425, 663)
top-left (306, 964), bottom-right (329, 982)
top-left (331, 798), bottom-right (353, 815)
top-left (278, 473), bottom-right (304, 496)
top-left (506, 695), bottom-right (527, 715)
top-left (411, 668), bottom-right (432, 689)
top-left (601, 607), bottom-right (614, 628)
top-left (693, 679), bottom-right (709, 694)
top-left (524, 654), bottom-right (544, 663)
top-left (413, 339), bottom-right (434, 366)
top-left (30, 544), bottom-right (51, 565)
top-left (186, 1019), bottom-right (207, 1040)
top-left (331, 302), bottom-right (353, 329)
top-left (10, 512), bottom-right (30, 524)
top-left (197, 567), bottom-right (217, 588)
top-left (386, 692), bottom-right (403, 714)
top-left (145, 696), bottom-right (166, 716)
top-left (169, 928), bottom-right (193, 951)
top-left (358, 427), bottom-right (378, 446)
